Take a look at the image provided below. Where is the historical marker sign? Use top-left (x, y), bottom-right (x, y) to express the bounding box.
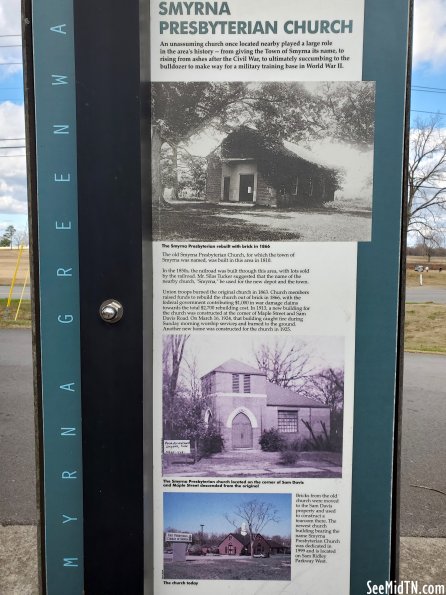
top-left (24, 0), bottom-right (411, 593)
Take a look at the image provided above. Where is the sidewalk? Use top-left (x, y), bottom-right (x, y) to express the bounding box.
top-left (400, 537), bottom-right (446, 586)
top-left (0, 526), bottom-right (444, 593)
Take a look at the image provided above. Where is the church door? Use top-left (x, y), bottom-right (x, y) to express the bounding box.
top-left (232, 412), bottom-right (253, 448)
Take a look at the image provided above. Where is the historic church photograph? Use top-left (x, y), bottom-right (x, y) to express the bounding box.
top-left (151, 80), bottom-right (375, 242)
top-left (162, 334), bottom-right (344, 478)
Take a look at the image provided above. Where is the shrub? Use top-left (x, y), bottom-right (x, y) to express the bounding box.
top-left (199, 427), bottom-right (224, 457)
top-left (279, 449), bottom-right (300, 466)
top-left (259, 428), bottom-right (286, 452)
top-left (289, 438), bottom-right (303, 452)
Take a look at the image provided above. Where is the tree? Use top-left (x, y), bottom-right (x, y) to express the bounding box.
top-left (176, 356), bottom-right (207, 462)
top-left (420, 230), bottom-right (443, 262)
top-left (253, 338), bottom-right (313, 389)
top-left (319, 82), bottom-right (375, 146)
top-left (1, 225), bottom-right (16, 249)
top-left (225, 499), bottom-right (280, 558)
top-left (250, 81), bottom-right (375, 147)
top-left (162, 335), bottom-right (189, 438)
top-left (307, 368), bottom-right (344, 412)
top-left (408, 115), bottom-right (446, 238)
top-left (14, 229), bottom-right (29, 248)
top-left (306, 368), bottom-right (344, 452)
top-left (151, 82), bottom-right (246, 204)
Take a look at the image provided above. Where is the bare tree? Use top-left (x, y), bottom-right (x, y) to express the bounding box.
top-left (420, 230), bottom-right (443, 262)
top-left (253, 338), bottom-right (313, 389)
top-left (162, 335), bottom-right (189, 438)
top-left (408, 115), bottom-right (446, 238)
top-left (225, 499), bottom-right (280, 558)
top-left (307, 368), bottom-right (344, 412)
top-left (14, 229), bottom-right (29, 248)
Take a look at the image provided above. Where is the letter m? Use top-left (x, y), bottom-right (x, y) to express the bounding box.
top-left (52, 75), bottom-right (68, 85)
top-left (63, 557), bottom-right (79, 567)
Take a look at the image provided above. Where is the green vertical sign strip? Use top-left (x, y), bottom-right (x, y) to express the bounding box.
top-left (351, 0), bottom-right (409, 591)
top-left (32, 0), bottom-right (84, 592)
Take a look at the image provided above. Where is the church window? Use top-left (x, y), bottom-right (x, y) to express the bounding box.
top-left (243, 374), bottom-right (251, 393)
top-left (232, 374), bottom-right (240, 392)
top-left (278, 410), bottom-right (298, 433)
top-left (202, 374), bottom-right (212, 396)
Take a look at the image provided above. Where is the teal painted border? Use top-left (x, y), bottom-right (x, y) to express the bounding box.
top-left (32, 0), bottom-right (84, 592)
top-left (351, 0), bottom-right (409, 591)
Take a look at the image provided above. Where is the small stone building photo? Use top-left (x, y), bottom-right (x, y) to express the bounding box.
top-left (206, 126), bottom-right (338, 208)
top-left (201, 359), bottom-right (331, 451)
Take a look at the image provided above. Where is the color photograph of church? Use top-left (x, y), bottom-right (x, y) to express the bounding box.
top-left (162, 335), bottom-right (344, 478)
top-left (163, 492), bottom-right (291, 581)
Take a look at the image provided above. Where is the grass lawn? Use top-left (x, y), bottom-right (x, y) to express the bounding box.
top-left (0, 299), bottom-right (32, 328)
top-left (406, 270), bottom-right (446, 288)
top-left (405, 303), bottom-right (446, 353)
top-left (164, 555), bottom-right (291, 581)
top-left (153, 203), bottom-right (298, 241)
top-left (152, 202), bottom-right (372, 242)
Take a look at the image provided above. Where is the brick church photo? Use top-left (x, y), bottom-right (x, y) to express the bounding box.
top-left (201, 358), bottom-right (331, 451)
top-left (162, 335), bottom-right (345, 478)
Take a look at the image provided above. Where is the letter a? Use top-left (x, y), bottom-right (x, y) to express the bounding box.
top-left (60, 382), bottom-right (75, 392)
top-left (50, 24), bottom-right (67, 35)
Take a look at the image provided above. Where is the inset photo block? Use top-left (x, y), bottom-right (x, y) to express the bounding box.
top-left (152, 81), bottom-right (375, 242)
top-left (163, 492), bottom-right (292, 581)
top-left (162, 334), bottom-right (344, 478)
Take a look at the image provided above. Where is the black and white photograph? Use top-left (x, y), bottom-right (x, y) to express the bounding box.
top-left (163, 492), bottom-right (291, 581)
top-left (151, 81), bottom-right (375, 242)
top-left (162, 334), bottom-right (344, 478)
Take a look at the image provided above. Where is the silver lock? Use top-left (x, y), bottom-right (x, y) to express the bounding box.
top-left (99, 299), bottom-right (124, 324)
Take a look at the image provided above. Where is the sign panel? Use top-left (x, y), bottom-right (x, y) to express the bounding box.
top-left (166, 532), bottom-right (193, 543)
top-left (25, 0), bottom-right (410, 592)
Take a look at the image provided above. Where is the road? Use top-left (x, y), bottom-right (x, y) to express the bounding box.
top-left (406, 286), bottom-right (446, 303)
top-left (0, 330), bottom-right (444, 537)
top-left (399, 352), bottom-right (446, 537)
top-left (0, 285), bottom-right (31, 300)
top-left (0, 329), bottom-right (36, 524)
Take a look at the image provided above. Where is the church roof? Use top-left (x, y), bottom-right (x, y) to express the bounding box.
top-left (203, 359), bottom-right (330, 408)
top-left (205, 358), bottom-right (266, 376)
top-left (266, 382), bottom-right (329, 408)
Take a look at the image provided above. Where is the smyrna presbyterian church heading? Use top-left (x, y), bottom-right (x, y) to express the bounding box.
top-left (159, 2), bottom-right (354, 35)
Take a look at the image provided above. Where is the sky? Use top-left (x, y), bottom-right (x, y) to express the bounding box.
top-left (0, 0), bottom-right (445, 237)
top-left (172, 335), bottom-right (345, 380)
top-left (164, 492), bottom-right (292, 536)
